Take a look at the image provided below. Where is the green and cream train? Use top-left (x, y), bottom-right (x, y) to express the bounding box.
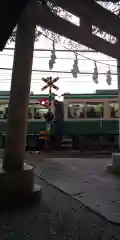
top-left (0, 90), bottom-right (119, 149)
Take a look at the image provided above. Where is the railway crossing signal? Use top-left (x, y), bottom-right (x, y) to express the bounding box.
top-left (41, 77), bottom-right (59, 91)
top-left (41, 76), bottom-right (59, 111)
top-left (41, 76), bottom-right (59, 125)
top-left (39, 98), bottom-right (48, 106)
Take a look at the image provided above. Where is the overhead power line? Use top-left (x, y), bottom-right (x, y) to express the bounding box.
top-left (0, 67), bottom-right (118, 75)
top-left (4, 47), bottom-right (96, 52)
top-left (0, 53), bottom-right (116, 62)
top-left (40, 32), bottom-right (117, 68)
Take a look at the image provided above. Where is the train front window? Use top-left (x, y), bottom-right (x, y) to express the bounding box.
top-left (68, 103), bottom-right (85, 118)
top-left (86, 103), bottom-right (103, 118)
top-left (109, 102), bottom-right (118, 118)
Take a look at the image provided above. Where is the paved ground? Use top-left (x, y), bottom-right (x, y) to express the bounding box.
top-left (0, 174), bottom-right (120, 240)
top-left (1, 151), bottom-right (120, 239)
top-left (27, 153), bottom-right (120, 224)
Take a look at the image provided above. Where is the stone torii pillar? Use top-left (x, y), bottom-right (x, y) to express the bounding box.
top-left (106, 58), bottom-right (120, 175)
top-left (0, 1), bottom-right (41, 206)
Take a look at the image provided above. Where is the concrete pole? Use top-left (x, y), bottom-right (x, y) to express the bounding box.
top-left (105, 58), bottom-right (120, 175)
top-left (3, 2), bottom-right (36, 172)
top-left (117, 58), bottom-right (120, 151)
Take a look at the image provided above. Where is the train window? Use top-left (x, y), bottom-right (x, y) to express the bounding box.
top-left (86, 103), bottom-right (103, 118)
top-left (68, 103), bottom-right (85, 118)
top-left (109, 102), bottom-right (118, 118)
top-left (0, 105), bottom-right (6, 119)
top-left (28, 106), bottom-right (33, 119)
top-left (34, 107), bottom-right (48, 119)
top-left (3, 105), bottom-right (8, 119)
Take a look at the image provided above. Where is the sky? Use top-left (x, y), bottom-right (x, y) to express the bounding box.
top-left (0, 29), bottom-right (118, 97)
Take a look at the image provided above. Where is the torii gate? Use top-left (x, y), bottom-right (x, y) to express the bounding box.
top-left (1, 0), bottom-right (120, 204)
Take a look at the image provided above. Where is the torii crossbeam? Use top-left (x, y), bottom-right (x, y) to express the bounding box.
top-left (30, 2), bottom-right (120, 59)
top-left (50, 0), bottom-right (120, 39)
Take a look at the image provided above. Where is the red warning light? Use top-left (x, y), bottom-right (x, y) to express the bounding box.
top-left (39, 98), bottom-right (48, 105)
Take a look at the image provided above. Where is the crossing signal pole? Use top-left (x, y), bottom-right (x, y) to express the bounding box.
top-left (41, 76), bottom-right (59, 112)
top-left (41, 76), bottom-right (59, 129)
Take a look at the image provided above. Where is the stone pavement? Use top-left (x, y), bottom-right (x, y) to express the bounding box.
top-left (0, 174), bottom-right (120, 240)
top-left (0, 153), bottom-right (120, 239)
top-left (27, 155), bottom-right (120, 224)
